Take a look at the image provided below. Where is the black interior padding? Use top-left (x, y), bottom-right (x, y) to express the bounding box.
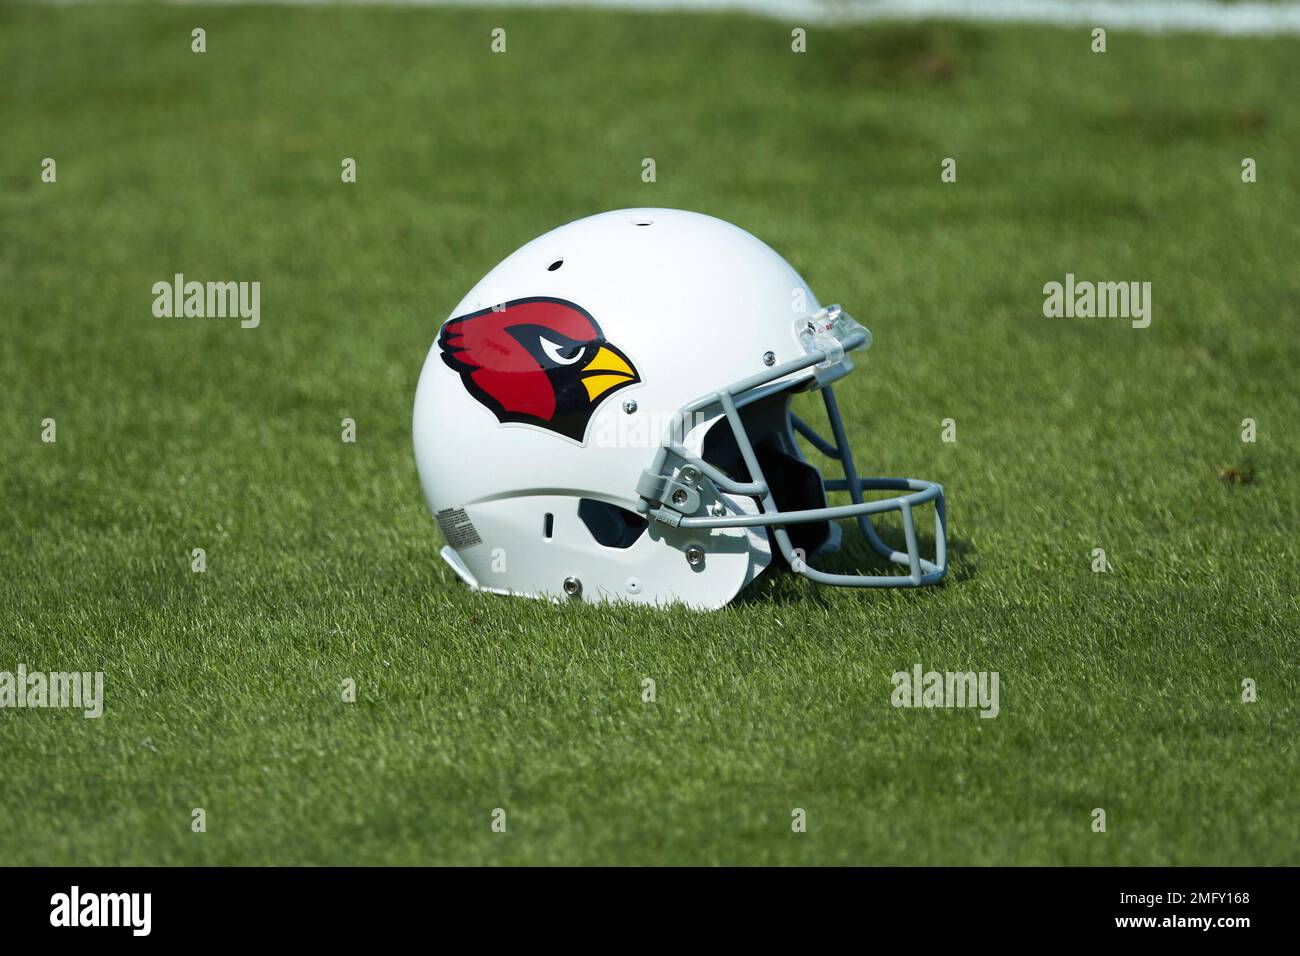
top-left (701, 395), bottom-right (831, 565)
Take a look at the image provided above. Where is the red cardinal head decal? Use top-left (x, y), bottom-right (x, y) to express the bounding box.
top-left (438, 297), bottom-right (640, 442)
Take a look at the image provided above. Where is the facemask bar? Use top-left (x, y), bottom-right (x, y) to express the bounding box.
top-left (635, 311), bottom-right (947, 588)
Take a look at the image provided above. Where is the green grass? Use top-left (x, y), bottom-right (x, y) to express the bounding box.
top-left (2, 2), bottom-right (1298, 866)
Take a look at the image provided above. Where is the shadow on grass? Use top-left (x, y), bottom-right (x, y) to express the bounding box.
top-left (734, 522), bottom-right (976, 607)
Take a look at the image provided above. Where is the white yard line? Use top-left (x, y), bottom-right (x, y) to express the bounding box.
top-left (161, 0), bottom-right (1300, 37)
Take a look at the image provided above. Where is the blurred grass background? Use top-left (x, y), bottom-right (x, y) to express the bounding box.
top-left (1, 2), bottom-right (1297, 864)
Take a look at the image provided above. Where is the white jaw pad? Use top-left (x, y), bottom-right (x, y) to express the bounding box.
top-left (719, 490), bottom-right (773, 593)
top-left (436, 491), bottom-right (771, 610)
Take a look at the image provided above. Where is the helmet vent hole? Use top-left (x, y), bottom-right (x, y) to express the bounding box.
top-left (632, 218), bottom-right (653, 227)
top-left (547, 258), bottom-right (563, 271)
top-left (543, 513), bottom-right (554, 540)
top-left (578, 499), bottom-right (647, 549)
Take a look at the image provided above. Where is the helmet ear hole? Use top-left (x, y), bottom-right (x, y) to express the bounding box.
top-left (578, 499), bottom-right (648, 549)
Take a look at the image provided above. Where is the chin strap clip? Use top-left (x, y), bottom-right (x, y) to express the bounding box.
top-left (637, 468), bottom-right (703, 525)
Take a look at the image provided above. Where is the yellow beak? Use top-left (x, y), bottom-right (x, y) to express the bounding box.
top-left (581, 345), bottom-right (638, 401)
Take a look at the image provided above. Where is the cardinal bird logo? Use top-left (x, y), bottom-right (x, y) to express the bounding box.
top-left (438, 297), bottom-right (641, 443)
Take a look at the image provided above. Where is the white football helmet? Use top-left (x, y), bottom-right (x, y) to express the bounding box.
top-left (413, 209), bottom-right (946, 610)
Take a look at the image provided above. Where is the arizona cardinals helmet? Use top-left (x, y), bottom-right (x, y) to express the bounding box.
top-left (413, 209), bottom-right (947, 609)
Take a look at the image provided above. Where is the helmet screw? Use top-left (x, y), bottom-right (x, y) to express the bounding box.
top-left (685, 545), bottom-right (705, 567)
top-left (762, 351), bottom-right (776, 367)
top-left (562, 576), bottom-right (582, 597)
top-left (671, 489), bottom-right (688, 506)
top-left (622, 399), bottom-right (638, 414)
top-left (681, 466), bottom-right (699, 484)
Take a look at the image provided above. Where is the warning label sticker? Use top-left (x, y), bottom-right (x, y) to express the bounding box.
top-left (435, 507), bottom-right (483, 550)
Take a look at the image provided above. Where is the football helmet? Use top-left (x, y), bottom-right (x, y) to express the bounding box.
top-left (413, 209), bottom-right (947, 609)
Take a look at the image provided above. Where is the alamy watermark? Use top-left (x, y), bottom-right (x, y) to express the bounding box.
top-left (891, 663), bottom-right (999, 718)
top-left (152, 273), bottom-right (260, 328)
top-left (590, 408), bottom-right (714, 450)
top-left (1043, 273), bottom-right (1151, 329)
top-left (0, 664), bottom-right (104, 718)
top-left (50, 886), bottom-right (150, 936)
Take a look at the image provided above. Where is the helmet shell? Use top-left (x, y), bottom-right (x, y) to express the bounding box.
top-left (413, 208), bottom-right (822, 607)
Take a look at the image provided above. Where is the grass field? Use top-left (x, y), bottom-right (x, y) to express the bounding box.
top-left (2, 2), bottom-right (1298, 865)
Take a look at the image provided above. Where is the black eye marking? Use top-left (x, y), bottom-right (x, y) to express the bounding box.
top-left (540, 337), bottom-right (585, 365)
top-left (506, 323), bottom-right (595, 368)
